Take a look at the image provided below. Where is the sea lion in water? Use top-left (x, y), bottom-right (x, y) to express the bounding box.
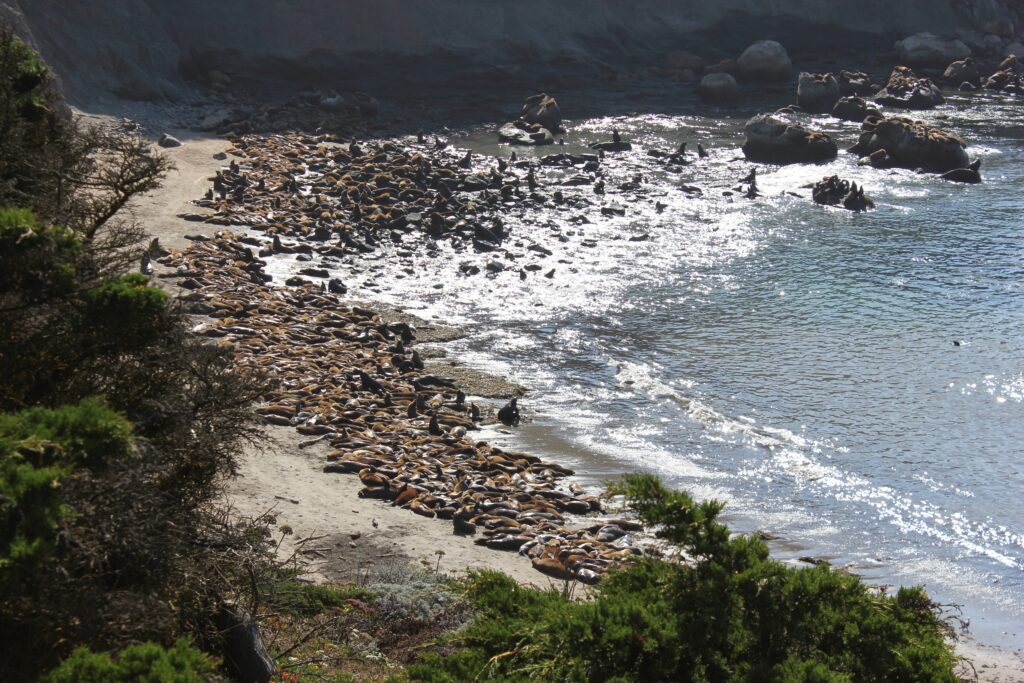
top-left (498, 398), bottom-right (521, 426)
top-left (940, 159), bottom-right (981, 184)
top-left (698, 143), bottom-right (709, 158)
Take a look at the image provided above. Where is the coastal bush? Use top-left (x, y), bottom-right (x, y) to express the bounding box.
top-left (0, 31), bottom-right (270, 681)
top-left (43, 639), bottom-right (214, 683)
top-left (408, 475), bottom-right (959, 682)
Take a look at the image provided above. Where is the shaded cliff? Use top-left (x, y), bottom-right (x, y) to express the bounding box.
top-left (2, 0), bottom-right (1019, 105)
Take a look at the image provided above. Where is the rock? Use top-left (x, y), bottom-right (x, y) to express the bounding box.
top-left (498, 121), bottom-right (554, 146)
top-left (896, 32), bottom-right (971, 68)
top-left (857, 148), bottom-right (891, 168)
top-left (704, 58), bottom-right (738, 76)
top-left (741, 114), bottom-right (837, 165)
top-left (737, 40), bottom-right (792, 82)
top-left (207, 70), bottom-right (231, 88)
top-left (797, 72), bottom-right (840, 113)
top-left (521, 93), bottom-right (563, 133)
top-left (216, 602), bottom-right (275, 683)
top-left (873, 67), bottom-right (945, 109)
top-left (838, 70), bottom-right (875, 96)
top-left (943, 57), bottom-right (980, 86)
top-left (200, 108), bottom-right (234, 132)
top-left (849, 116), bottom-right (968, 172)
top-left (983, 57), bottom-right (1024, 91)
top-left (960, 81), bottom-right (978, 91)
top-left (698, 72), bottom-right (739, 102)
top-left (831, 96), bottom-right (879, 122)
top-left (158, 133), bottom-right (181, 148)
top-left (665, 50), bottom-right (705, 74)
top-left (981, 33), bottom-right (1007, 56)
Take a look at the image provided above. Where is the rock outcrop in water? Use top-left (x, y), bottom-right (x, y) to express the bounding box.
top-left (797, 72), bottom-right (840, 113)
top-left (831, 96), bottom-right (880, 122)
top-left (742, 114), bottom-right (838, 164)
top-left (873, 67), bottom-right (946, 109)
top-left (849, 116), bottom-right (969, 172)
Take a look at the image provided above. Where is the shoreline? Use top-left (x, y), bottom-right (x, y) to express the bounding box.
top-left (120, 110), bottom-right (1023, 680)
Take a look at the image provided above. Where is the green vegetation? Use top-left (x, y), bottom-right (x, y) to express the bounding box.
top-left (43, 640), bottom-right (214, 683)
top-left (408, 475), bottom-right (959, 682)
top-left (0, 28), bottom-right (268, 682)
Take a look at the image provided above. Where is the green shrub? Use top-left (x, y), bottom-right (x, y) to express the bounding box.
top-left (0, 207), bottom-right (81, 299)
top-left (0, 440), bottom-right (66, 591)
top-left (0, 398), bottom-right (133, 469)
top-left (43, 639), bottom-right (214, 683)
top-left (408, 476), bottom-right (959, 682)
top-left (83, 273), bottom-right (170, 348)
top-left (0, 400), bottom-right (134, 590)
top-left (9, 36), bottom-right (49, 94)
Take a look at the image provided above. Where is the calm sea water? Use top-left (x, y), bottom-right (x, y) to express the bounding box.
top-left (270, 90), bottom-right (1024, 648)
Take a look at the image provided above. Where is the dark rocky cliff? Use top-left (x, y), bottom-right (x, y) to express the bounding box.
top-left (1, 0), bottom-right (1019, 104)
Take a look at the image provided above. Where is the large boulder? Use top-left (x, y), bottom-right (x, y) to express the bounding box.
top-left (896, 33), bottom-right (971, 68)
top-left (737, 40), bottom-right (792, 82)
top-left (741, 114), bottom-right (837, 164)
top-left (521, 94), bottom-right (563, 133)
top-left (874, 67), bottom-right (945, 109)
top-left (698, 72), bottom-right (739, 102)
top-left (943, 57), bottom-right (981, 86)
top-left (831, 96), bottom-right (880, 122)
top-left (849, 117), bottom-right (969, 172)
top-left (797, 72), bottom-right (840, 113)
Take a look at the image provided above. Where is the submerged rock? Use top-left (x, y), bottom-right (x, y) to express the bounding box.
top-left (741, 114), bottom-right (837, 165)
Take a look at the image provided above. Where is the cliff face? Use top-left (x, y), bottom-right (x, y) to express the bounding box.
top-left (1, 0), bottom-right (1017, 104)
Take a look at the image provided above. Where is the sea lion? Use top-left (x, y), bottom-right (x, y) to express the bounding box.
top-left (941, 159), bottom-right (981, 184)
top-left (498, 398), bottom-right (521, 426)
top-left (698, 143), bottom-right (709, 158)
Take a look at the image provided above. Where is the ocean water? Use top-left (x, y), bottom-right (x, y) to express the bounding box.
top-left (266, 90), bottom-right (1024, 648)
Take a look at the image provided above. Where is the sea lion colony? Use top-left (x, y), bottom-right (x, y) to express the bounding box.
top-left (158, 231), bottom-right (645, 586)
